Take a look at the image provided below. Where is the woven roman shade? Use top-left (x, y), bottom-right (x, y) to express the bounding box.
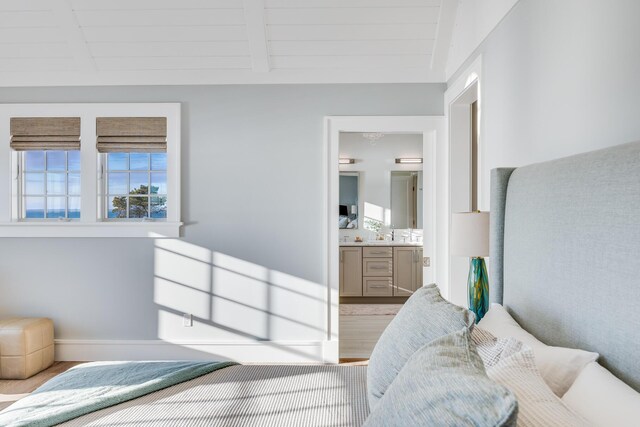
top-left (10, 117), bottom-right (81, 151)
top-left (96, 117), bottom-right (167, 153)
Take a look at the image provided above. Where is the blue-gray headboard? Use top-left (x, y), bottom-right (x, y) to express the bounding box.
top-left (489, 141), bottom-right (640, 392)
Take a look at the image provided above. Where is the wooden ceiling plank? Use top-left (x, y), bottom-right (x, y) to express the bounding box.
top-left (265, 0), bottom-right (440, 8)
top-left (69, 0), bottom-right (243, 11)
top-left (268, 40), bottom-right (434, 56)
top-left (270, 54), bottom-right (431, 69)
top-left (94, 56), bottom-right (251, 71)
top-left (51, 0), bottom-right (96, 72)
top-left (0, 43), bottom-right (69, 58)
top-left (267, 24), bottom-right (437, 41)
top-left (0, 11), bottom-right (56, 28)
top-left (75, 9), bottom-right (246, 27)
top-left (82, 26), bottom-right (248, 43)
top-left (0, 0), bottom-right (51, 12)
top-left (89, 41), bottom-right (250, 58)
top-left (0, 27), bottom-right (66, 43)
top-left (0, 57), bottom-right (73, 72)
top-left (242, 0), bottom-right (270, 72)
top-left (265, 7), bottom-right (439, 25)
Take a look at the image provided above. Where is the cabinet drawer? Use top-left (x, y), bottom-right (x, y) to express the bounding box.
top-left (363, 247), bottom-right (393, 258)
top-left (363, 278), bottom-right (393, 296)
top-left (363, 258), bottom-right (393, 276)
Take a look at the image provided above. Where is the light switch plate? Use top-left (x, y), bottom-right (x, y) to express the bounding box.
top-left (423, 257), bottom-right (430, 267)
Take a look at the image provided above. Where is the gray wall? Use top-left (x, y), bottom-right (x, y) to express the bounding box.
top-left (449, 0), bottom-right (640, 209)
top-left (0, 84), bottom-right (444, 340)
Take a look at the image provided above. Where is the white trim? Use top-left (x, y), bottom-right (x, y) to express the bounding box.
top-left (323, 116), bottom-right (446, 363)
top-left (444, 55), bottom-right (483, 306)
top-left (0, 103), bottom-right (181, 238)
top-left (0, 68), bottom-right (445, 88)
top-left (55, 339), bottom-right (331, 363)
top-left (0, 222), bottom-right (182, 238)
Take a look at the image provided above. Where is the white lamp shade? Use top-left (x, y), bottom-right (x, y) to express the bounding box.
top-left (450, 211), bottom-right (490, 257)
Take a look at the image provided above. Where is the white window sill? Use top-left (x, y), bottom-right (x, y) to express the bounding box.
top-left (0, 221), bottom-right (182, 238)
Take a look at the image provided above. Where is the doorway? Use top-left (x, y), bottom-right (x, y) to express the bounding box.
top-left (322, 116), bottom-right (445, 363)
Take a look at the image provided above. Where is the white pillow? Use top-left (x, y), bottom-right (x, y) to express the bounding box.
top-left (478, 303), bottom-right (598, 396)
top-left (487, 347), bottom-right (590, 427)
top-left (562, 362), bottom-right (640, 427)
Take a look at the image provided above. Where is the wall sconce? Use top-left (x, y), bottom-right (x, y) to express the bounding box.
top-left (395, 158), bottom-right (423, 164)
top-left (339, 158), bottom-right (355, 164)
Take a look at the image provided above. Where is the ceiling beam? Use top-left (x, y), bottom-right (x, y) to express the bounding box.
top-left (242, 0), bottom-right (271, 73)
top-left (430, 0), bottom-right (458, 73)
top-left (51, 0), bottom-right (96, 73)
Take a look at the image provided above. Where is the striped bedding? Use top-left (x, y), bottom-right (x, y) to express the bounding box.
top-left (59, 365), bottom-right (369, 427)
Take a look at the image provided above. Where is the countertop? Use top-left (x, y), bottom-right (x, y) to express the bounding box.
top-left (339, 241), bottom-right (423, 247)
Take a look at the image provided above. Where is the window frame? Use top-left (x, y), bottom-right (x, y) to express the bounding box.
top-left (0, 103), bottom-right (181, 237)
top-left (101, 152), bottom-right (168, 221)
top-left (19, 150), bottom-right (82, 221)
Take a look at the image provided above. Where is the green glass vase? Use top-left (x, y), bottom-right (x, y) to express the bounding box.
top-left (468, 257), bottom-right (489, 323)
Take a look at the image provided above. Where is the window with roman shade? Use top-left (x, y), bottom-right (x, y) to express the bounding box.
top-left (97, 117), bottom-right (168, 220)
top-left (0, 103), bottom-right (181, 237)
top-left (10, 117), bottom-right (82, 220)
top-left (96, 117), bottom-right (167, 153)
top-left (10, 117), bottom-right (80, 151)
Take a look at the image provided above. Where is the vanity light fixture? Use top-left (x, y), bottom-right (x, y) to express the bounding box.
top-left (339, 158), bottom-right (355, 164)
top-left (395, 158), bottom-right (423, 164)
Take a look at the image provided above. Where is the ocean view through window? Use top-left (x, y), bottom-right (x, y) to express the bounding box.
top-left (106, 152), bottom-right (167, 219)
top-left (22, 150), bottom-right (80, 219)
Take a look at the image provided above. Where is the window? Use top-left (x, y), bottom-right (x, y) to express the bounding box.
top-left (21, 150), bottom-right (81, 219)
top-left (1, 104), bottom-right (181, 237)
top-left (105, 152), bottom-right (167, 219)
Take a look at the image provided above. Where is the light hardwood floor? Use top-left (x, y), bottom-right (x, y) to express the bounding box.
top-left (0, 361), bottom-right (83, 410)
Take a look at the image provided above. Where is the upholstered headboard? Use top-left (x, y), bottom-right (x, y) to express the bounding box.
top-left (489, 141), bottom-right (640, 392)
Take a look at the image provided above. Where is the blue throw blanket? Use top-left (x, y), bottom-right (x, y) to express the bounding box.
top-left (0, 360), bottom-right (237, 427)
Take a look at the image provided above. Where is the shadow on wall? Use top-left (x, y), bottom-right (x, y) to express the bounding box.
top-left (153, 238), bottom-right (328, 362)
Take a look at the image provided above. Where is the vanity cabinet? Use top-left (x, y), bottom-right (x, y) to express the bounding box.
top-left (340, 247), bottom-right (363, 296)
top-left (393, 247), bottom-right (423, 297)
top-left (339, 245), bottom-right (423, 297)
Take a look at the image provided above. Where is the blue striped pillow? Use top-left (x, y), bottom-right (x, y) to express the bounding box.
top-left (367, 284), bottom-right (475, 409)
top-left (364, 329), bottom-right (518, 427)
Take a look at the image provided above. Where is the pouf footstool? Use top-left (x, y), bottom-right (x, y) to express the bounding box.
top-left (0, 318), bottom-right (54, 379)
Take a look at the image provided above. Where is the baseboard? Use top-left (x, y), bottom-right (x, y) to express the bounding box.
top-left (54, 339), bottom-right (337, 364)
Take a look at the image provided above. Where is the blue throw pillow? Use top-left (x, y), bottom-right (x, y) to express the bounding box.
top-left (364, 329), bottom-right (518, 427)
top-left (367, 284), bottom-right (475, 409)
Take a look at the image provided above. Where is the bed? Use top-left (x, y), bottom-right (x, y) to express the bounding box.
top-left (5, 141), bottom-right (640, 426)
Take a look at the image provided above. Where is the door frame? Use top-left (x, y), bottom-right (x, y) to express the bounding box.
top-left (322, 116), bottom-right (445, 363)
top-left (444, 55), bottom-right (483, 307)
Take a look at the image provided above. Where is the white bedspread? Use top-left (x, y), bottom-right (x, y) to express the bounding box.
top-left (59, 365), bottom-right (369, 427)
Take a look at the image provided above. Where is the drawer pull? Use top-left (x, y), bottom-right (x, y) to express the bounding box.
top-left (370, 251), bottom-right (388, 254)
top-left (369, 284), bottom-right (388, 288)
top-left (370, 266), bottom-right (390, 270)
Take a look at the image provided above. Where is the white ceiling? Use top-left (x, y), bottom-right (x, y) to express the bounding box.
top-left (0, 0), bottom-right (457, 87)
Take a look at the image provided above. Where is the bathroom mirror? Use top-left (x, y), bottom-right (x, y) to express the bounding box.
top-left (339, 172), bottom-right (359, 229)
top-left (390, 171), bottom-right (422, 229)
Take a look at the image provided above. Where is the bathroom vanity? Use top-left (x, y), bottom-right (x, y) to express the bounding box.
top-left (339, 242), bottom-right (423, 298)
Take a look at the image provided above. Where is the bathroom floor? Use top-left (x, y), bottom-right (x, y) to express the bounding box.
top-left (339, 304), bottom-right (403, 359)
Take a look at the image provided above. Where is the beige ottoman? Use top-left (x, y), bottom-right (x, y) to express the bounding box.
top-left (0, 318), bottom-right (54, 379)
